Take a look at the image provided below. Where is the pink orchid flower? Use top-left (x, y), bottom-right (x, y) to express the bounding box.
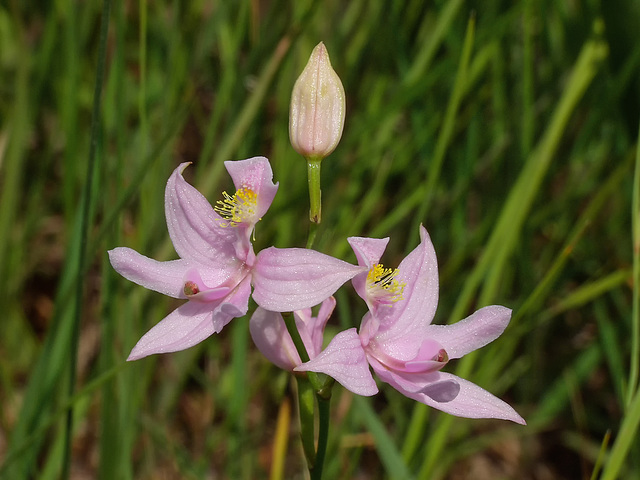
top-left (109, 157), bottom-right (363, 361)
top-left (296, 225), bottom-right (525, 424)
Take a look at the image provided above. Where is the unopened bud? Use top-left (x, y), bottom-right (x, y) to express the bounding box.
top-left (289, 42), bottom-right (346, 161)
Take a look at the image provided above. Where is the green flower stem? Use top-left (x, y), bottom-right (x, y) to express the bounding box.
top-left (307, 158), bottom-right (322, 223)
top-left (306, 222), bottom-right (318, 249)
top-left (297, 376), bottom-right (317, 467)
top-left (309, 393), bottom-right (331, 480)
top-left (284, 313), bottom-right (333, 479)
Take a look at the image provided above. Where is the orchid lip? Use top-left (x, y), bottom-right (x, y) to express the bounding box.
top-left (368, 341), bottom-right (449, 374)
top-left (183, 284), bottom-right (232, 302)
top-left (182, 268), bottom-right (237, 302)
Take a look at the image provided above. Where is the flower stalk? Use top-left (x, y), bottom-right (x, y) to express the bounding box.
top-left (307, 159), bottom-right (322, 223)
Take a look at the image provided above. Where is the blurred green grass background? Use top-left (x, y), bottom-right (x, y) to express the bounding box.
top-left (1, 0), bottom-right (640, 478)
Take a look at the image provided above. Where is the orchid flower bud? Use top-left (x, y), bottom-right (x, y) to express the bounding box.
top-left (289, 42), bottom-right (346, 160)
top-left (290, 42), bottom-right (346, 224)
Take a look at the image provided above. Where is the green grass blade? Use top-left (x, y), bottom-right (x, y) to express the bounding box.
top-left (353, 397), bottom-right (414, 480)
top-left (627, 123), bottom-right (640, 406)
top-left (600, 388), bottom-right (640, 480)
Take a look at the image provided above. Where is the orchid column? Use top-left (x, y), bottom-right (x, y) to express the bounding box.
top-left (289, 42), bottom-right (346, 224)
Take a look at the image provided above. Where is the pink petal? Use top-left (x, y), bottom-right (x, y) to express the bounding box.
top-left (308, 296), bottom-right (336, 356)
top-left (367, 355), bottom-right (440, 394)
top-left (371, 358), bottom-right (525, 424)
top-left (127, 301), bottom-right (217, 361)
top-left (108, 247), bottom-right (190, 298)
top-left (347, 236), bottom-right (390, 302)
top-left (252, 247), bottom-right (366, 312)
top-left (224, 157), bottom-right (279, 220)
top-left (127, 275), bottom-right (252, 361)
top-left (295, 329), bottom-right (378, 396)
top-left (249, 308), bottom-right (300, 370)
top-left (417, 372), bottom-right (526, 424)
top-left (421, 379), bottom-right (461, 402)
top-left (294, 296), bottom-right (336, 358)
top-left (165, 163), bottom-right (241, 266)
top-left (374, 225), bottom-right (439, 361)
top-left (425, 306), bottom-right (512, 359)
top-left (404, 338), bottom-right (448, 373)
top-left (214, 274), bottom-right (252, 332)
top-left (347, 236), bottom-right (390, 268)
top-left (366, 338), bottom-right (446, 374)
top-left (183, 268), bottom-right (232, 301)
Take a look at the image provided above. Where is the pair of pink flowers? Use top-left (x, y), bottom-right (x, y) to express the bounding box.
top-left (109, 157), bottom-right (524, 424)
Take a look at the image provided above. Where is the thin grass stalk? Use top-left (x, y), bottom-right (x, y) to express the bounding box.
top-left (270, 397), bottom-right (291, 480)
top-left (627, 124), bottom-right (640, 407)
top-left (590, 430), bottom-right (611, 480)
top-left (353, 396), bottom-right (414, 480)
top-left (61, 0), bottom-right (111, 477)
top-left (521, 0), bottom-right (535, 157)
top-left (600, 387), bottom-right (640, 480)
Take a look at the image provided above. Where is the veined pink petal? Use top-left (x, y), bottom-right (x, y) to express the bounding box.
top-left (250, 308), bottom-right (300, 370)
top-left (425, 306), bottom-right (512, 359)
top-left (224, 157), bottom-right (279, 220)
top-left (252, 247), bottom-right (366, 311)
top-left (108, 247), bottom-right (190, 298)
top-left (165, 163), bottom-right (240, 267)
top-left (295, 329), bottom-right (378, 396)
top-left (127, 302), bottom-right (217, 361)
top-left (374, 225), bottom-right (439, 360)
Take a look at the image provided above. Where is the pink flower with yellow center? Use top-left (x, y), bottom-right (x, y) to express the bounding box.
top-left (296, 225), bottom-right (525, 424)
top-left (109, 157), bottom-right (364, 361)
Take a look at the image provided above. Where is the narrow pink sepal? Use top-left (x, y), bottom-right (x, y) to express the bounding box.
top-left (224, 157), bottom-right (279, 220)
top-left (295, 329), bottom-right (378, 396)
top-left (372, 358), bottom-right (525, 424)
top-left (415, 372), bottom-right (526, 424)
top-left (252, 247), bottom-right (366, 311)
top-left (127, 302), bottom-right (216, 361)
top-left (249, 308), bottom-right (300, 371)
top-left (425, 306), bottom-right (512, 359)
top-left (108, 247), bottom-right (189, 299)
